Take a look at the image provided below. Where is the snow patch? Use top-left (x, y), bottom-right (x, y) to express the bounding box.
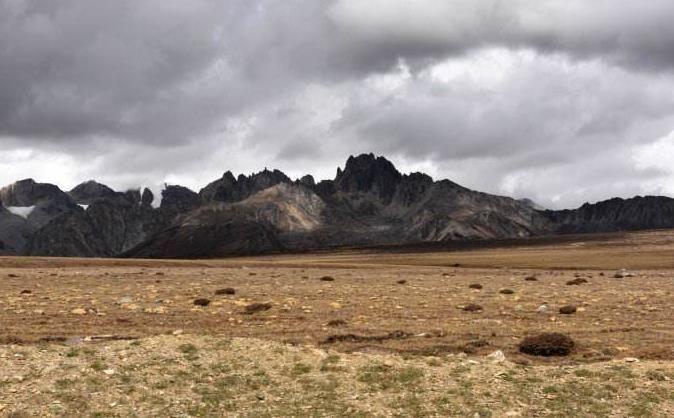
top-left (6, 206), bottom-right (35, 219)
top-left (78, 204), bottom-right (90, 211)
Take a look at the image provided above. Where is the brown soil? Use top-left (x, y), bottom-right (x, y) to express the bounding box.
top-left (0, 229), bottom-right (673, 363)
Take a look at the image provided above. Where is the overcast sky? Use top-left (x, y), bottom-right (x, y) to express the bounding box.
top-left (2, 0), bottom-right (674, 209)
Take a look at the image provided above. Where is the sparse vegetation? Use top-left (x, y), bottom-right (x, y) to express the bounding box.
top-left (463, 303), bottom-right (484, 312)
top-left (244, 302), bottom-right (272, 314)
top-left (1, 230), bottom-right (674, 415)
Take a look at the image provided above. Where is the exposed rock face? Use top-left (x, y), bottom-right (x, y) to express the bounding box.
top-left (335, 153), bottom-right (402, 205)
top-left (3, 153), bottom-right (674, 258)
top-left (0, 206), bottom-right (31, 255)
top-left (199, 169), bottom-right (291, 203)
top-left (1, 179), bottom-right (71, 207)
top-left (160, 185), bottom-right (200, 216)
top-left (69, 180), bottom-right (116, 204)
top-left (0, 179), bottom-right (78, 229)
top-left (26, 191), bottom-right (162, 257)
top-left (400, 181), bottom-right (550, 241)
top-left (129, 183), bottom-right (318, 258)
top-left (298, 175), bottom-right (316, 187)
top-left (541, 196), bottom-right (674, 233)
top-left (141, 188), bottom-right (154, 207)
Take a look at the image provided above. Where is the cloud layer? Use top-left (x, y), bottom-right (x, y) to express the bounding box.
top-left (1, 0), bottom-right (674, 208)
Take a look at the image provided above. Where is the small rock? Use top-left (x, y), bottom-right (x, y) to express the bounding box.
top-left (537, 304), bottom-right (549, 313)
top-left (487, 350), bottom-right (506, 363)
top-left (319, 276), bottom-right (334, 282)
top-left (103, 369), bottom-right (116, 375)
top-left (624, 357), bottom-right (640, 363)
top-left (499, 288), bottom-right (515, 295)
top-left (468, 283), bottom-right (483, 290)
top-left (215, 288), bottom-right (236, 295)
top-left (143, 307), bottom-right (167, 314)
top-left (396, 279), bottom-right (407, 285)
top-left (172, 329), bottom-right (184, 335)
top-left (70, 308), bottom-right (87, 315)
top-left (116, 297), bottom-right (133, 305)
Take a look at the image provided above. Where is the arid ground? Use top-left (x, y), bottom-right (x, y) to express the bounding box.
top-left (1, 230), bottom-right (673, 416)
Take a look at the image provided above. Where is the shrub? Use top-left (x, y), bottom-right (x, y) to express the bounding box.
top-left (519, 333), bottom-right (575, 356)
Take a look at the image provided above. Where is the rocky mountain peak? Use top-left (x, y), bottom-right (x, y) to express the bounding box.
top-left (160, 185), bottom-right (200, 215)
top-left (199, 168), bottom-right (291, 203)
top-left (1, 178), bottom-right (72, 207)
top-left (69, 180), bottom-right (116, 204)
top-left (298, 174), bottom-right (316, 187)
top-left (335, 153), bottom-right (403, 204)
top-left (141, 188), bottom-right (154, 207)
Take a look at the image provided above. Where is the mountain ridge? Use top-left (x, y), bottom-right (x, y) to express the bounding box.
top-left (1, 153), bottom-right (673, 258)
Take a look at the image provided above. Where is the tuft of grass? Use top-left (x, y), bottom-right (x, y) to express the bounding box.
top-left (290, 362), bottom-right (312, 377)
top-left (178, 343), bottom-right (199, 360)
top-left (90, 360), bottom-right (106, 371)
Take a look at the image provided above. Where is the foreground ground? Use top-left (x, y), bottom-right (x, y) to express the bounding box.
top-left (1, 229), bottom-right (674, 416)
top-left (1, 335), bottom-right (673, 417)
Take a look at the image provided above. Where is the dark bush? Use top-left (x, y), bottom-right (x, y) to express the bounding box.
top-left (215, 287), bottom-right (236, 295)
top-left (244, 302), bottom-right (272, 314)
top-left (193, 298), bottom-right (211, 307)
top-left (320, 276), bottom-right (335, 282)
top-left (519, 333), bottom-right (575, 356)
top-left (499, 289), bottom-right (515, 295)
top-left (468, 283), bottom-right (483, 290)
top-left (326, 319), bottom-right (347, 327)
top-left (566, 278), bottom-right (588, 286)
top-left (559, 305), bottom-right (577, 315)
top-left (463, 303), bottom-right (483, 312)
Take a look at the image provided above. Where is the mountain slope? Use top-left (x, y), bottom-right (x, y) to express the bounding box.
top-left (541, 196), bottom-right (674, 233)
top-left (2, 153), bottom-right (674, 258)
top-left (128, 183), bottom-right (322, 258)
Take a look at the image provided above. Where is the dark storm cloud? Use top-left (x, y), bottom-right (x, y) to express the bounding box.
top-left (1, 0), bottom-right (674, 208)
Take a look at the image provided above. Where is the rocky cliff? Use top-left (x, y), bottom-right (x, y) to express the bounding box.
top-left (1, 154), bottom-right (673, 258)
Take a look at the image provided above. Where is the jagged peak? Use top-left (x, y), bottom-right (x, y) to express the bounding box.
top-left (334, 153), bottom-right (403, 204)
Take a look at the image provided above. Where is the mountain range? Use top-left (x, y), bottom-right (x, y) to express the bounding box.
top-left (1, 153), bottom-right (673, 258)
